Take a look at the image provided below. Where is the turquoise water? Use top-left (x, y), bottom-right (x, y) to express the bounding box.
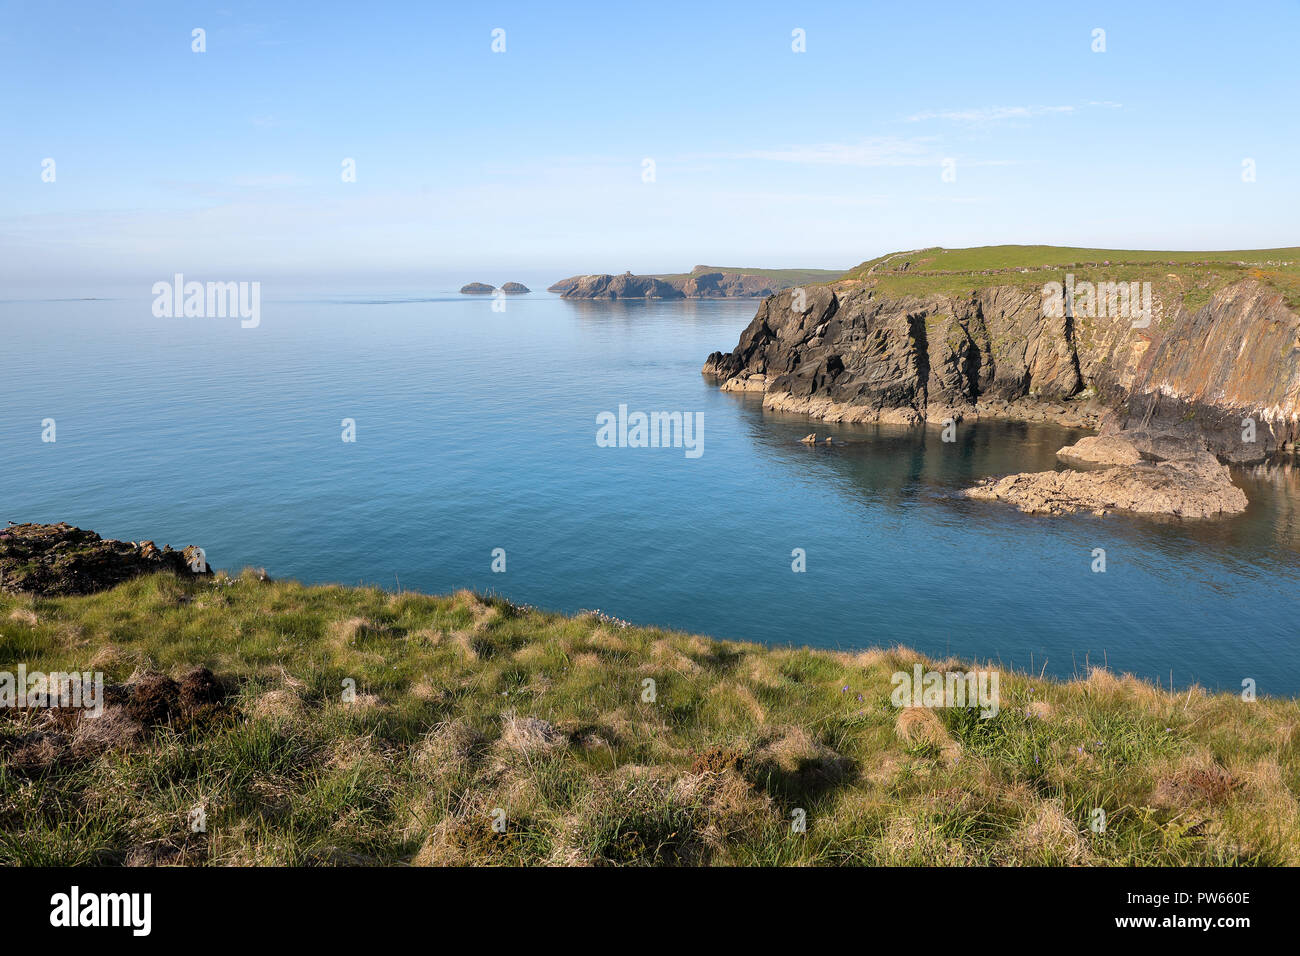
top-left (2, 292), bottom-right (1298, 694)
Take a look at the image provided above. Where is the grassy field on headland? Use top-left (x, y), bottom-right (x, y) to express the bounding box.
top-left (653, 264), bottom-right (846, 286)
top-left (838, 245), bottom-right (1300, 310)
top-left (2, 570), bottom-right (1297, 866)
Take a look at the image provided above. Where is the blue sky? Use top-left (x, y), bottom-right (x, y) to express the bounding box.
top-left (2, 0), bottom-right (1297, 287)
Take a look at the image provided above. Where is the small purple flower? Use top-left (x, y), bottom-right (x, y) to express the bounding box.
top-left (841, 686), bottom-right (849, 693)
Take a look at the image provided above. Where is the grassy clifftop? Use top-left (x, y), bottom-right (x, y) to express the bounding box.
top-left (654, 265), bottom-right (846, 285)
top-left (2, 571), bottom-right (1297, 866)
top-left (838, 245), bottom-right (1300, 310)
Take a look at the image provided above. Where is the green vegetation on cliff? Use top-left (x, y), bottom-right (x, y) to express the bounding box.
top-left (653, 265), bottom-right (846, 285)
top-left (838, 245), bottom-right (1300, 311)
top-left (2, 571), bottom-right (1297, 866)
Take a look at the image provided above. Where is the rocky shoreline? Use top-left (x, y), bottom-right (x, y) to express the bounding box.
top-left (704, 275), bottom-right (1300, 518)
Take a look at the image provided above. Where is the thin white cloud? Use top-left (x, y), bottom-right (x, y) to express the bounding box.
top-left (730, 136), bottom-right (940, 167)
top-left (907, 102), bottom-right (1123, 124)
top-left (229, 173), bottom-right (306, 188)
top-left (907, 105), bottom-right (1075, 123)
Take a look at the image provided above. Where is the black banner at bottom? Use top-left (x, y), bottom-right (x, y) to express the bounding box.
top-left (2, 865), bottom-right (1279, 941)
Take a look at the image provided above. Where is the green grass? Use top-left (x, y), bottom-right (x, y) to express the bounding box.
top-left (652, 265), bottom-right (847, 286)
top-left (2, 571), bottom-right (1297, 866)
top-left (835, 245), bottom-right (1300, 311)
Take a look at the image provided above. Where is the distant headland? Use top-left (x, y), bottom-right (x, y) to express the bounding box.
top-left (548, 265), bottom-right (843, 299)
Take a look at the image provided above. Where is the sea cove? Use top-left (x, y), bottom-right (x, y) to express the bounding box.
top-left (2, 291), bottom-right (1298, 694)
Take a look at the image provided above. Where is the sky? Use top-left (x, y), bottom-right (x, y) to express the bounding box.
top-left (1, 0), bottom-right (1298, 289)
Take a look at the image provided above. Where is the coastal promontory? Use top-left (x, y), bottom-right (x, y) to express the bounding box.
top-left (550, 265), bottom-right (842, 299)
top-left (702, 245), bottom-right (1300, 518)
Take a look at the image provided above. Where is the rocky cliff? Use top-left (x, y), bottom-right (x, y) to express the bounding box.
top-left (548, 273), bottom-right (686, 299)
top-left (550, 265), bottom-right (842, 299)
top-left (703, 276), bottom-right (1300, 464)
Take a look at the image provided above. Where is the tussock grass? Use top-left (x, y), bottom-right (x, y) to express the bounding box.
top-left (1, 572), bottom-right (1296, 866)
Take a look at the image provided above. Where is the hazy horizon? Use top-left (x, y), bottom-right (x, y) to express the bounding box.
top-left (4, 0), bottom-right (1299, 290)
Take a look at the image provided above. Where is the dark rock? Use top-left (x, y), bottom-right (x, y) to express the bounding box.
top-left (703, 278), bottom-right (1300, 461)
top-left (0, 522), bottom-right (211, 596)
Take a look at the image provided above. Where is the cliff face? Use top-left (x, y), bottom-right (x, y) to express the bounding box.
top-left (703, 279), bottom-right (1300, 462)
top-left (673, 271), bottom-right (782, 297)
top-left (548, 273), bottom-right (686, 299)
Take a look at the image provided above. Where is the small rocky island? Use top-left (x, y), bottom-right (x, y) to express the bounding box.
top-left (964, 433), bottom-right (1248, 518)
top-left (460, 282), bottom-right (531, 295)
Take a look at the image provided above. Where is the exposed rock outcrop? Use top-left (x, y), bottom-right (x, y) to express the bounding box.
top-left (964, 439), bottom-right (1248, 518)
top-left (1055, 435), bottom-right (1143, 468)
top-left (0, 522), bottom-right (211, 595)
top-left (703, 279), bottom-right (1300, 460)
top-left (460, 282), bottom-right (495, 294)
top-left (499, 282), bottom-right (530, 294)
top-left (673, 271), bottom-right (781, 298)
top-left (703, 285), bottom-right (1098, 427)
top-left (548, 272), bottom-right (685, 300)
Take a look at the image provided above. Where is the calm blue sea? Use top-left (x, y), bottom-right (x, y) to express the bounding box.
top-left (2, 290), bottom-right (1298, 693)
